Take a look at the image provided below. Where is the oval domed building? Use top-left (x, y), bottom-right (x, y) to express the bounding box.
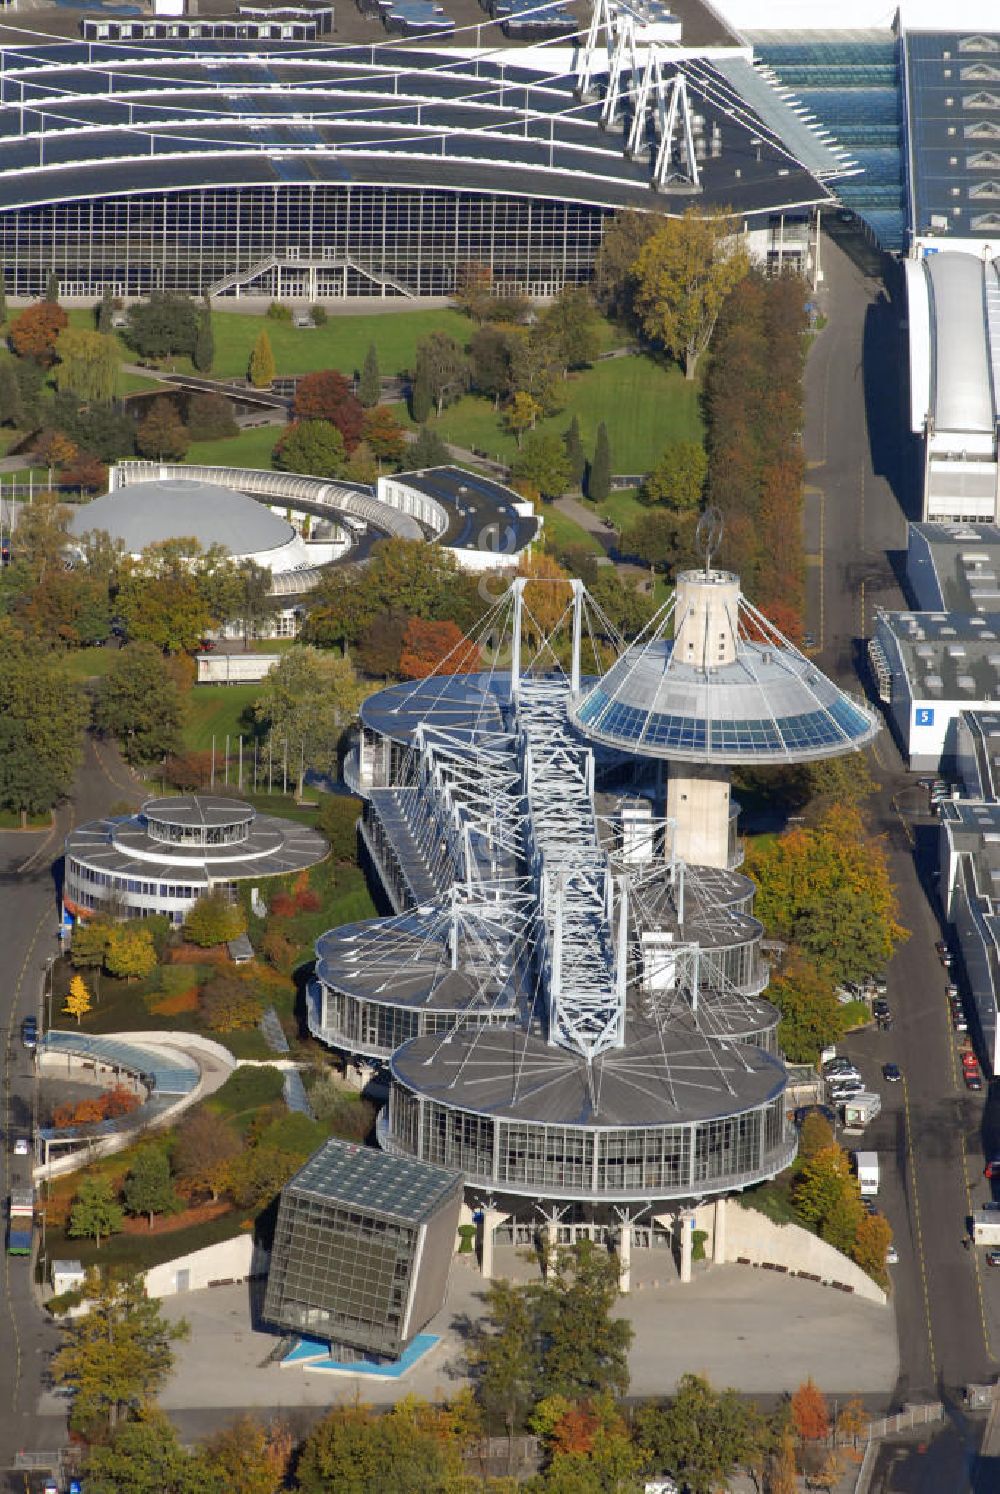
top-left (67, 477), bottom-right (312, 575)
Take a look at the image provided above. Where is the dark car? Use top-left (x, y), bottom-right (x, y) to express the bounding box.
top-left (965, 1071), bottom-right (983, 1091)
top-left (988, 1250), bottom-right (1000, 1267)
top-left (882, 1063), bottom-right (902, 1083)
top-left (20, 1015), bottom-right (37, 1051)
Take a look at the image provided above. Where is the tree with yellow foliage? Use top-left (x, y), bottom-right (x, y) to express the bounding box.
top-left (63, 973), bottom-right (93, 1026)
top-left (632, 207), bottom-right (749, 379)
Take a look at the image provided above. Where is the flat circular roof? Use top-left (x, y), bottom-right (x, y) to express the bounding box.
top-left (69, 478), bottom-right (296, 556)
top-left (391, 1021), bottom-right (786, 1129)
top-left (142, 795), bottom-right (255, 829)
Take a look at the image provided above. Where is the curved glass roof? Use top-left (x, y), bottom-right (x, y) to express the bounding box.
top-left (571, 609), bottom-right (880, 765)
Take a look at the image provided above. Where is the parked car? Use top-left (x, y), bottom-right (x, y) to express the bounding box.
top-left (12, 1138), bottom-right (29, 1157)
top-left (965, 1070), bottom-right (983, 1091)
top-left (20, 1016), bottom-right (37, 1051)
top-left (954, 1014), bottom-right (969, 1032)
top-left (984, 1160), bottom-right (1000, 1180)
top-left (987, 1249), bottom-right (1000, 1267)
top-left (962, 1050), bottom-right (978, 1067)
top-left (882, 1063), bottom-right (902, 1083)
top-left (824, 1059), bottom-right (860, 1078)
top-left (946, 983), bottom-right (959, 998)
top-left (886, 1244), bottom-right (899, 1265)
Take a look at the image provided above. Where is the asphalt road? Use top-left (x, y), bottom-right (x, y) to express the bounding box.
top-left (805, 229), bottom-right (999, 1409)
top-left (0, 735), bottom-right (142, 1481)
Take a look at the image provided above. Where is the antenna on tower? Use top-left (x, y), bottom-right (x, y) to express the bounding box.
top-left (696, 506), bottom-right (724, 578)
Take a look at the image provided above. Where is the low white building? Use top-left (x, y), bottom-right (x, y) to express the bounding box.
top-left (870, 608), bottom-right (1000, 768)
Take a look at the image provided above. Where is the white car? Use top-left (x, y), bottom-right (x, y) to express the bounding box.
top-left (12, 1138), bottom-right (29, 1157)
top-left (886, 1244), bottom-right (899, 1265)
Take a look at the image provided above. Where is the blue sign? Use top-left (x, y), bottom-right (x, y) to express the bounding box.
top-left (915, 707), bottom-right (935, 727)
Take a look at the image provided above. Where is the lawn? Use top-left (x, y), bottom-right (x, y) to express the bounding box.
top-left (183, 682), bottom-right (260, 752)
top-left (207, 307), bottom-right (474, 381)
top-left (417, 354), bottom-right (703, 474)
top-left (61, 646), bottom-right (120, 682)
top-left (185, 423), bottom-right (284, 471)
top-left (540, 503), bottom-right (604, 557)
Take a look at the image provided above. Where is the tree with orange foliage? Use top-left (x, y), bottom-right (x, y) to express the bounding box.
top-left (399, 617), bottom-right (481, 679)
top-left (791, 1377), bottom-right (830, 1442)
top-left (517, 551), bottom-right (572, 648)
top-left (201, 1415), bottom-right (294, 1494)
top-left (9, 301), bottom-right (68, 364)
top-left (60, 451), bottom-right (108, 493)
top-left (33, 429), bottom-right (77, 486)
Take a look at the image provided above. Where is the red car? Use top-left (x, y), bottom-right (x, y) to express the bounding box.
top-left (965, 1070), bottom-right (983, 1091)
top-left (963, 1051), bottom-right (979, 1070)
top-left (984, 1160), bottom-right (1000, 1180)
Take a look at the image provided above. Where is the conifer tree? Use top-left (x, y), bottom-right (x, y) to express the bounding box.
top-left (588, 420), bottom-right (612, 502)
top-left (563, 415), bottom-right (586, 491)
top-left (359, 341), bottom-right (381, 408)
top-left (248, 328), bottom-right (275, 388)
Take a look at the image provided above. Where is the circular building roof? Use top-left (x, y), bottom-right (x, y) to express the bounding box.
top-left (142, 795), bottom-right (255, 831)
top-left (570, 570), bottom-right (880, 765)
top-left (68, 478), bottom-right (296, 557)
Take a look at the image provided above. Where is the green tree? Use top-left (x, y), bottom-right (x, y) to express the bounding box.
top-left (407, 423), bottom-right (449, 468)
top-left (96, 288), bottom-right (114, 334)
top-left (410, 370), bottom-right (432, 424)
top-left (273, 418), bottom-right (347, 479)
top-left (537, 285), bottom-right (600, 375)
top-left (71, 918), bottom-right (112, 978)
top-left (45, 270), bottom-right (60, 304)
top-left (67, 1177), bottom-right (125, 1250)
top-left (0, 633), bottom-right (88, 822)
top-left (362, 404), bottom-right (406, 466)
top-left (359, 341), bottom-right (381, 408)
top-left (123, 1147), bottom-right (182, 1229)
top-left (0, 359), bottom-right (24, 426)
top-left (0, 276), bottom-right (7, 325)
top-left (744, 804), bottom-right (907, 984)
top-left (587, 421), bottom-right (611, 502)
top-left (641, 439), bottom-right (708, 510)
top-left (563, 415), bottom-right (586, 491)
top-left (54, 326), bottom-right (119, 401)
top-left (535, 1240), bottom-right (632, 1402)
top-left (504, 390), bottom-right (541, 450)
top-left (231, 557), bottom-right (276, 645)
top-left (296, 1400), bottom-right (468, 1494)
top-left (104, 923), bottom-right (158, 982)
top-left (126, 294), bottom-right (199, 360)
top-left (52, 1270), bottom-right (188, 1431)
top-left (633, 208), bottom-right (749, 379)
top-left (592, 207), bottom-right (660, 322)
top-left (136, 396), bottom-right (190, 460)
top-left (469, 324), bottom-right (516, 406)
top-left (633, 1375), bottom-right (771, 1494)
top-left (414, 331), bottom-right (468, 416)
top-left (254, 644), bottom-right (366, 797)
top-left (512, 430), bottom-right (570, 500)
top-left (82, 1410), bottom-right (204, 1494)
top-left (468, 1278), bottom-right (538, 1456)
top-left (315, 793), bottom-right (362, 862)
top-left (798, 1110), bottom-right (836, 1159)
top-left (248, 328), bottom-right (276, 388)
top-left (185, 390), bottom-right (236, 442)
top-left (93, 642), bottom-right (185, 764)
top-left (768, 953), bottom-right (845, 1065)
top-left (193, 307), bottom-right (214, 374)
top-left (184, 890), bottom-right (247, 948)
top-left (792, 1143), bottom-right (864, 1253)
top-left (115, 541), bottom-right (215, 654)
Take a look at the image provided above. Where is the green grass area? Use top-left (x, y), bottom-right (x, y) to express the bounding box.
top-left (739, 1173), bottom-right (803, 1230)
top-left (0, 808), bottom-right (51, 828)
top-left (117, 368), bottom-right (167, 395)
top-left (183, 682), bottom-right (260, 752)
top-left (539, 503), bottom-right (604, 557)
top-left (185, 423), bottom-right (284, 471)
top-left (418, 355), bottom-right (702, 473)
top-left (45, 1209), bottom-right (249, 1275)
top-left (207, 307), bottom-right (474, 381)
top-left (594, 487), bottom-right (645, 529)
top-left (206, 1064), bottom-right (285, 1128)
top-left (60, 646), bottom-right (120, 682)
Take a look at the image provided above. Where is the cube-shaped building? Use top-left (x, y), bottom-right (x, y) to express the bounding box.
top-left (263, 1139), bottom-right (462, 1363)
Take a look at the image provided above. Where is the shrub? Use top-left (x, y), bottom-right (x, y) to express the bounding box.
top-left (311, 304), bottom-right (328, 326)
top-left (266, 302), bottom-right (292, 321)
top-left (261, 929), bottom-right (296, 974)
top-left (198, 974), bottom-right (264, 1033)
top-left (269, 892), bottom-right (297, 919)
top-left (295, 888), bottom-right (321, 913)
top-left (315, 794), bottom-right (362, 864)
top-left (147, 984), bottom-right (199, 1017)
top-left (184, 891), bottom-right (247, 949)
top-left (458, 1223), bottom-right (477, 1255)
